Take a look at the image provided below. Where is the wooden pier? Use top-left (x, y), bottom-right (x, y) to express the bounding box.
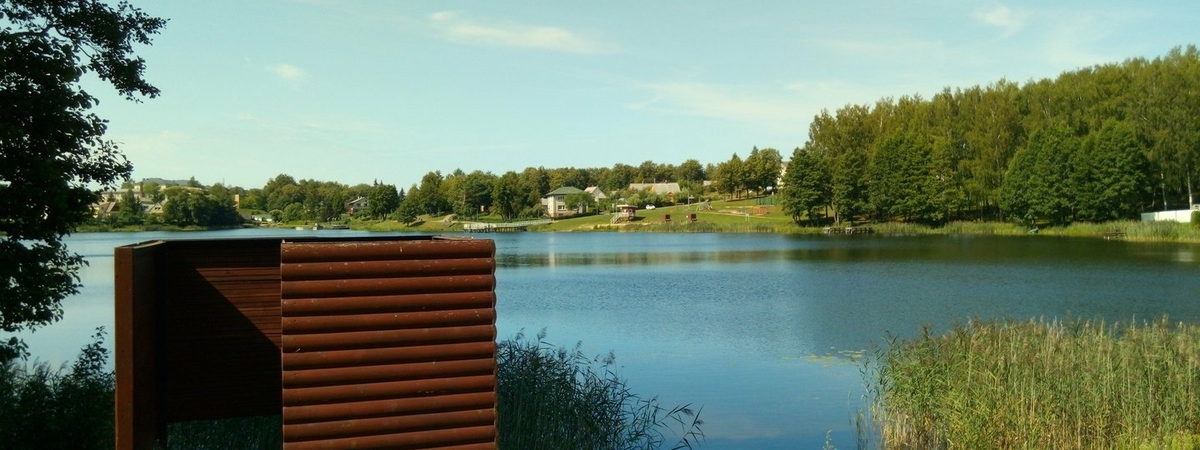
top-left (823, 226), bottom-right (875, 235)
top-left (462, 219), bottom-right (552, 232)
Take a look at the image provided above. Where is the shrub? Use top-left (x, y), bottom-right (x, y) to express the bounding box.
top-left (497, 330), bottom-right (704, 450)
top-left (0, 328), bottom-right (115, 450)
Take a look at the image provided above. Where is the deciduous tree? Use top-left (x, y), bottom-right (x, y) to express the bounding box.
top-left (0, 0), bottom-right (164, 359)
top-left (778, 146), bottom-right (830, 225)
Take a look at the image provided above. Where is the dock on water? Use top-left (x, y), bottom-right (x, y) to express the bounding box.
top-left (462, 219), bottom-right (552, 232)
top-left (823, 226), bottom-right (875, 235)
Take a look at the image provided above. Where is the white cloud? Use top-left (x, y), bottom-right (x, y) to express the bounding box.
top-left (975, 4), bottom-right (1028, 37)
top-left (628, 82), bottom-right (811, 131)
top-left (268, 63), bottom-right (307, 81)
top-left (428, 11), bottom-right (616, 54)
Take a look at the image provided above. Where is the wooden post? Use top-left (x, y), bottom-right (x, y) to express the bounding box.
top-left (115, 241), bottom-right (166, 450)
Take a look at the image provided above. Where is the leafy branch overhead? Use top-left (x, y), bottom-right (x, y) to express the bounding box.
top-left (0, 0), bottom-right (164, 347)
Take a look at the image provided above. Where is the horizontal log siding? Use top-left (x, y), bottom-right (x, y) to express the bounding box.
top-left (280, 239), bottom-right (497, 449)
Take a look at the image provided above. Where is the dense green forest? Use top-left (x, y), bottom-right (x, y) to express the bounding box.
top-left (780, 46), bottom-right (1200, 226)
top-left (105, 47), bottom-right (1200, 228)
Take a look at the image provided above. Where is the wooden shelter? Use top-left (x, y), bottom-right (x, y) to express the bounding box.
top-left (114, 235), bottom-right (497, 450)
top-left (614, 204), bottom-right (637, 222)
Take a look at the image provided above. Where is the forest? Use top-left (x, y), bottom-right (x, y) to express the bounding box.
top-left (103, 46), bottom-right (1200, 228)
top-left (779, 45), bottom-right (1200, 226)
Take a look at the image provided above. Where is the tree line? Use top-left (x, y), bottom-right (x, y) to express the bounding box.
top-left (236, 151), bottom-right (782, 223)
top-left (780, 46), bottom-right (1200, 226)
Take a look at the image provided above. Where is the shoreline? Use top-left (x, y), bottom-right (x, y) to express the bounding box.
top-left (73, 218), bottom-right (1200, 244)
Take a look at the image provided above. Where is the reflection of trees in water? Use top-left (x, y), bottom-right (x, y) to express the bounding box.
top-left (496, 250), bottom-right (786, 267)
top-left (494, 235), bottom-right (1200, 268)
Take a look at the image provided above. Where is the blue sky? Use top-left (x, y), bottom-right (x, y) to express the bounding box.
top-left (88, 0), bottom-right (1199, 190)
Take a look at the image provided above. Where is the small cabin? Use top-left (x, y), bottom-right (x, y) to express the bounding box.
top-left (615, 204), bottom-right (637, 221)
top-left (114, 235), bottom-right (498, 450)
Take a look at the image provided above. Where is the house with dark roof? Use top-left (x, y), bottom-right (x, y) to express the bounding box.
top-left (542, 186), bottom-right (585, 218)
top-left (346, 196), bottom-right (368, 214)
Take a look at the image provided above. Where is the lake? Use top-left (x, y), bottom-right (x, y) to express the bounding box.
top-left (16, 229), bottom-right (1200, 449)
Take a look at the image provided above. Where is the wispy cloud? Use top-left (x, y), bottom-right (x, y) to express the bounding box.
top-left (975, 4), bottom-right (1028, 37)
top-left (268, 63), bottom-right (307, 81)
top-left (628, 82), bottom-right (810, 131)
top-left (428, 11), bottom-right (616, 54)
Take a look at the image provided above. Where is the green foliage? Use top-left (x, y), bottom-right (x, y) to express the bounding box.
top-left (0, 328), bottom-right (115, 450)
top-left (1193, 210), bottom-right (1200, 228)
top-left (1001, 123), bottom-right (1078, 225)
top-left (497, 330), bottom-right (704, 450)
top-left (866, 317), bottom-right (1200, 449)
top-left (868, 131), bottom-right (940, 223)
top-left (391, 191), bottom-right (421, 225)
top-left (142, 181), bottom-right (165, 204)
top-left (162, 188), bottom-right (241, 227)
top-left (0, 0), bottom-right (163, 355)
top-left (779, 146), bottom-right (830, 225)
top-left (491, 172), bottom-right (524, 220)
top-left (1072, 120), bottom-right (1152, 221)
top-left (675, 159), bottom-right (706, 184)
top-left (116, 188), bottom-right (146, 226)
top-left (414, 171), bottom-right (449, 215)
top-left (565, 191), bottom-right (594, 213)
top-left (712, 153), bottom-right (745, 198)
top-left (743, 147), bottom-right (783, 195)
top-left (364, 182), bottom-right (400, 219)
top-left (786, 47), bottom-right (1200, 225)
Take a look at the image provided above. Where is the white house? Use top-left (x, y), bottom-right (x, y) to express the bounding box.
top-left (542, 186), bottom-right (586, 218)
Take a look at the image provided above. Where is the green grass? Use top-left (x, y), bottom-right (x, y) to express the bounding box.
top-left (538, 201), bottom-right (800, 233)
top-left (865, 317), bottom-right (1200, 450)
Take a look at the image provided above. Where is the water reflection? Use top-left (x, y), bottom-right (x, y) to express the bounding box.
top-left (21, 230), bottom-right (1200, 450)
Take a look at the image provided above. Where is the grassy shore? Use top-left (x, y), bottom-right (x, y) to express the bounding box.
top-left (865, 318), bottom-right (1200, 449)
top-left (81, 199), bottom-right (1200, 244)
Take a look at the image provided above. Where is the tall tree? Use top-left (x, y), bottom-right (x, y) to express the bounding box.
top-left (142, 180), bottom-right (164, 204)
top-left (675, 159), bottom-right (706, 184)
top-left (0, 0), bottom-right (165, 359)
top-left (365, 183), bottom-right (401, 219)
top-left (1002, 123), bottom-right (1079, 225)
top-left (713, 153), bottom-right (744, 199)
top-left (744, 147), bottom-right (783, 195)
top-left (778, 147), bottom-right (830, 225)
top-left (115, 187), bottom-right (145, 226)
top-left (492, 171), bottom-right (524, 220)
top-left (1071, 120), bottom-right (1151, 221)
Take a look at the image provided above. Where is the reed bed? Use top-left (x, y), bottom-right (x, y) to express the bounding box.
top-left (865, 317), bottom-right (1200, 450)
top-left (1055, 220), bottom-right (1200, 242)
top-left (497, 330), bottom-right (704, 450)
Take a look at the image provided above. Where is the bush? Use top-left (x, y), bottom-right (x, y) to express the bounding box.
top-left (0, 329), bottom-right (115, 450)
top-left (497, 330), bottom-right (704, 450)
top-left (1192, 210), bottom-right (1199, 228)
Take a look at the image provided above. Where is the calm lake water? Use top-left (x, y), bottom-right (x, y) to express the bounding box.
top-left (17, 229), bottom-right (1200, 449)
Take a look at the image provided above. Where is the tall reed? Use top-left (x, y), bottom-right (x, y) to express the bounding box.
top-left (865, 318), bottom-right (1200, 449)
top-left (497, 329), bottom-right (704, 450)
